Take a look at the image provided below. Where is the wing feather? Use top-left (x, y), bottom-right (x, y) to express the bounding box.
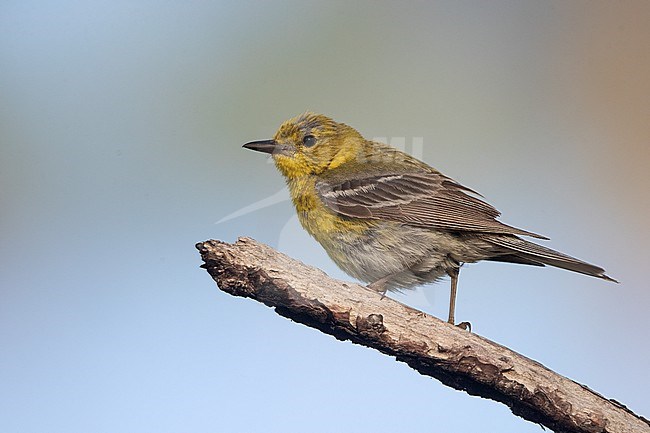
top-left (317, 171), bottom-right (548, 239)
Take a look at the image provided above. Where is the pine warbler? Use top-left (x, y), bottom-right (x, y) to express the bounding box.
top-left (243, 112), bottom-right (616, 328)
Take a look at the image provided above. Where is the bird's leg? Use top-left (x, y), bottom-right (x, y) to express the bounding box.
top-left (447, 268), bottom-right (458, 324)
top-left (447, 267), bottom-right (471, 331)
top-left (367, 273), bottom-right (396, 298)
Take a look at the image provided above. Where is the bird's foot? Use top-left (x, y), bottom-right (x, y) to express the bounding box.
top-left (367, 281), bottom-right (388, 299)
top-left (447, 319), bottom-right (472, 332)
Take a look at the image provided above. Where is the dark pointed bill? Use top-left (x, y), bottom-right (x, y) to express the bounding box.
top-left (242, 139), bottom-right (277, 154)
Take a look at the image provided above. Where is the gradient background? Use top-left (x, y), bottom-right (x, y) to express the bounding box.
top-left (2, 1), bottom-right (649, 432)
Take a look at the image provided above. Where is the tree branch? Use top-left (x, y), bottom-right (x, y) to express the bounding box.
top-left (196, 237), bottom-right (648, 433)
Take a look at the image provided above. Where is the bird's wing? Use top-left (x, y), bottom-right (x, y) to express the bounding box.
top-left (316, 171), bottom-right (548, 239)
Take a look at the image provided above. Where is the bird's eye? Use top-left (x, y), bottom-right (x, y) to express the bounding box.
top-left (302, 135), bottom-right (317, 147)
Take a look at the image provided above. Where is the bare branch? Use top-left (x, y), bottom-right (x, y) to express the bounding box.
top-left (196, 237), bottom-right (649, 433)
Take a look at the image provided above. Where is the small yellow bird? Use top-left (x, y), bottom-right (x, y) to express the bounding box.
top-left (243, 112), bottom-right (617, 329)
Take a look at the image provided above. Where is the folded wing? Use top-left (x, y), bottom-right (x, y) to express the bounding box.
top-left (316, 171), bottom-right (548, 239)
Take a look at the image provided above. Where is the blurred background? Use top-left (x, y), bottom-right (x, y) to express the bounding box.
top-left (1, 1), bottom-right (649, 432)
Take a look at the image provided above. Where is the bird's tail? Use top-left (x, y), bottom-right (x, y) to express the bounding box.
top-left (481, 235), bottom-right (618, 283)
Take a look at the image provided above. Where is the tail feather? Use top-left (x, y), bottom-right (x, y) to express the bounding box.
top-left (482, 235), bottom-right (618, 283)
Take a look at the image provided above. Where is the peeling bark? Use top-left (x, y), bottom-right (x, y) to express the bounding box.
top-left (196, 237), bottom-right (649, 433)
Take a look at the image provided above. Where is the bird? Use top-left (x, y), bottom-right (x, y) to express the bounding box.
top-left (243, 112), bottom-right (617, 329)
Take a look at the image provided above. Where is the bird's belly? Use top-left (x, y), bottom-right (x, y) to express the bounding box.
top-left (301, 213), bottom-right (473, 289)
top-left (296, 198), bottom-right (495, 290)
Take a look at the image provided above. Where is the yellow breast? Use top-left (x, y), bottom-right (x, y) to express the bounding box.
top-left (286, 176), bottom-right (372, 242)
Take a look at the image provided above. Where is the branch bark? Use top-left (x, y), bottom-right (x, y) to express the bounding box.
top-left (196, 237), bottom-right (648, 433)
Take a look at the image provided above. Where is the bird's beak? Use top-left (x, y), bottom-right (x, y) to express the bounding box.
top-left (242, 139), bottom-right (277, 154)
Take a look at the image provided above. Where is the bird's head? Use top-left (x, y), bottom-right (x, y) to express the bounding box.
top-left (243, 112), bottom-right (365, 179)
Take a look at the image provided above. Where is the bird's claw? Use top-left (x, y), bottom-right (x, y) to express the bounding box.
top-left (367, 282), bottom-right (388, 299)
